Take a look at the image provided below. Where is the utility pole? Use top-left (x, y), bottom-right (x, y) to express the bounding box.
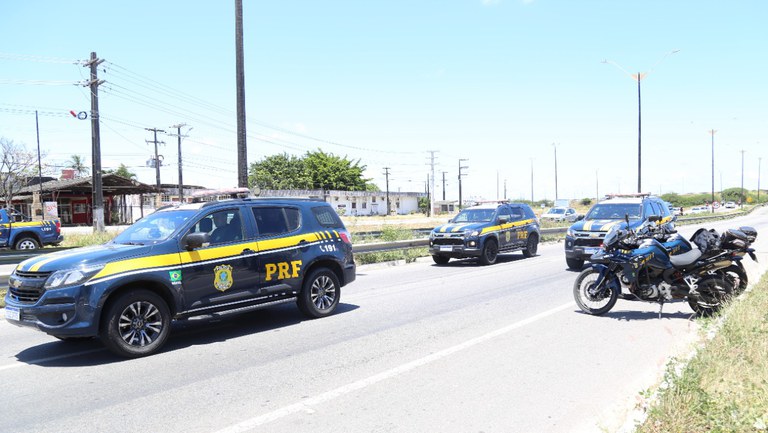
top-left (458, 158), bottom-right (468, 210)
top-left (146, 128), bottom-right (165, 208)
top-left (709, 129), bottom-right (716, 213)
top-left (427, 151), bottom-right (438, 217)
top-left (85, 52), bottom-right (105, 232)
top-left (383, 167), bottom-right (390, 216)
top-left (169, 124), bottom-right (189, 203)
top-left (426, 173), bottom-right (431, 217)
top-left (503, 178), bottom-right (507, 200)
top-left (441, 171), bottom-right (448, 200)
top-left (530, 158), bottom-right (534, 203)
top-left (234, 0), bottom-right (248, 188)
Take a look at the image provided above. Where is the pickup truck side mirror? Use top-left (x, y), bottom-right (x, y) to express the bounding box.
top-left (183, 232), bottom-right (210, 251)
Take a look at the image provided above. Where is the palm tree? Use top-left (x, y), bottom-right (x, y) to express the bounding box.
top-left (66, 155), bottom-right (90, 177)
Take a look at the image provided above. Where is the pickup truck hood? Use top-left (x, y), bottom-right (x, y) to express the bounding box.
top-left (15, 243), bottom-right (157, 273)
top-left (569, 219), bottom-right (633, 233)
top-left (432, 222), bottom-right (487, 234)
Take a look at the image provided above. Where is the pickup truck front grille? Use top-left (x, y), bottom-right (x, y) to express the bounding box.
top-left (8, 271), bottom-right (51, 304)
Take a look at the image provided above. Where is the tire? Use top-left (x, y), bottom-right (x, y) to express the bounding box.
top-left (478, 239), bottom-right (498, 266)
top-left (566, 258), bottom-right (584, 270)
top-left (573, 268), bottom-right (618, 315)
top-left (720, 264), bottom-right (748, 295)
top-left (432, 255), bottom-right (450, 265)
top-left (688, 277), bottom-right (733, 317)
top-left (13, 236), bottom-right (39, 250)
top-left (101, 290), bottom-right (171, 358)
top-left (522, 233), bottom-right (539, 258)
top-left (297, 268), bottom-right (340, 318)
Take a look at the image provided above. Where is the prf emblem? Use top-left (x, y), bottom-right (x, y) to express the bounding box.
top-left (213, 264), bottom-right (234, 292)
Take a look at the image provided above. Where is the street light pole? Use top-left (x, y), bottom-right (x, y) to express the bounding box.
top-left (758, 157), bottom-right (762, 204)
top-left (602, 50), bottom-right (679, 193)
top-left (552, 143), bottom-right (559, 201)
top-left (740, 150), bottom-right (746, 208)
top-left (709, 129), bottom-right (716, 213)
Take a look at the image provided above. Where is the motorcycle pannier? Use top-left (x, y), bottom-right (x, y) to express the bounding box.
top-left (690, 228), bottom-right (720, 252)
top-left (739, 226), bottom-right (757, 243)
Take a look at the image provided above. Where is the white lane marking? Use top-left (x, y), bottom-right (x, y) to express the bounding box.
top-left (0, 348), bottom-right (104, 371)
top-left (213, 302), bottom-right (575, 433)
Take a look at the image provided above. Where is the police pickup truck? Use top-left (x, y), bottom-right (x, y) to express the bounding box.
top-left (564, 194), bottom-right (675, 270)
top-left (0, 208), bottom-right (63, 250)
top-left (4, 197), bottom-right (355, 358)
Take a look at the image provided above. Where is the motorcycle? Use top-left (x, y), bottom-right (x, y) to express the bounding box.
top-left (573, 216), bottom-right (736, 317)
top-left (645, 222), bottom-right (757, 295)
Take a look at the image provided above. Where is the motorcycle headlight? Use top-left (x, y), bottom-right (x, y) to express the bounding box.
top-left (44, 264), bottom-right (105, 289)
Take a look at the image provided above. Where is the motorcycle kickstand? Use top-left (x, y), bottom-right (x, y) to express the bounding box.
top-left (657, 301), bottom-right (664, 319)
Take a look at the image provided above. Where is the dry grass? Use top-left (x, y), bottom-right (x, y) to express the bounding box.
top-left (636, 274), bottom-right (768, 433)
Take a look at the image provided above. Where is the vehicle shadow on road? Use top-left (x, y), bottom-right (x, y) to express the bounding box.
top-left (12, 303), bottom-right (360, 366)
top-left (430, 254), bottom-right (531, 267)
top-left (574, 306), bottom-right (695, 321)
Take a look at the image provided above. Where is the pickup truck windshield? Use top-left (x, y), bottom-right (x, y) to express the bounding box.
top-left (585, 203), bottom-right (642, 220)
top-left (452, 209), bottom-right (495, 223)
top-left (111, 210), bottom-right (196, 244)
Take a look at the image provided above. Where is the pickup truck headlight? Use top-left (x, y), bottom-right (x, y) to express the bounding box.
top-left (465, 230), bottom-right (480, 237)
top-left (44, 264), bottom-right (105, 289)
top-left (566, 227), bottom-right (575, 237)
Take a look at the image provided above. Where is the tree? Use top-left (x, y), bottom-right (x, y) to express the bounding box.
top-left (249, 153), bottom-right (311, 190)
top-left (303, 149), bottom-right (370, 191)
top-left (66, 154), bottom-right (90, 177)
top-left (0, 138), bottom-right (39, 208)
top-left (104, 163), bottom-right (137, 180)
top-left (249, 149), bottom-right (375, 191)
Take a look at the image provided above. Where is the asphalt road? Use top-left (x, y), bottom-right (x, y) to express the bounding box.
top-left (1, 208), bottom-right (766, 433)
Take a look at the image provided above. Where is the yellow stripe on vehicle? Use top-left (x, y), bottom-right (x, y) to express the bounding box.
top-left (32, 230), bottom-right (334, 283)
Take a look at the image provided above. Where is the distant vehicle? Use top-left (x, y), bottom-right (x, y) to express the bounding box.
top-left (0, 208), bottom-right (63, 250)
top-left (540, 207), bottom-right (582, 223)
top-left (724, 201), bottom-right (737, 209)
top-left (689, 206), bottom-right (710, 214)
top-left (429, 201), bottom-right (540, 265)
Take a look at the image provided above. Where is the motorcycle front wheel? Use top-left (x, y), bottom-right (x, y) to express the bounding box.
top-left (688, 277), bottom-right (733, 317)
top-left (573, 268), bottom-right (619, 315)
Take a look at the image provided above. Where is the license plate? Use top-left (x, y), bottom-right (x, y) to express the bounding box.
top-left (584, 247), bottom-right (600, 255)
top-left (4, 306), bottom-right (20, 321)
top-left (439, 246), bottom-right (453, 252)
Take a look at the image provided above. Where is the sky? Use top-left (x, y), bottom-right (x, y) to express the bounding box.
top-left (1, 1), bottom-right (766, 204)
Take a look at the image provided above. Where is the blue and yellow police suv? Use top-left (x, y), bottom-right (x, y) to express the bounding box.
top-left (429, 201), bottom-right (540, 265)
top-left (564, 193), bottom-right (676, 270)
top-left (0, 208), bottom-right (63, 250)
top-left (4, 198), bottom-right (356, 357)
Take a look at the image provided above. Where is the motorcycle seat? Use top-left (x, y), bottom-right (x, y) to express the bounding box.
top-left (670, 248), bottom-right (702, 267)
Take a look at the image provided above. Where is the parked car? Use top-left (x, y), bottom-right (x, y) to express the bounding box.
top-left (540, 207), bottom-right (582, 223)
top-left (689, 206), bottom-right (710, 214)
